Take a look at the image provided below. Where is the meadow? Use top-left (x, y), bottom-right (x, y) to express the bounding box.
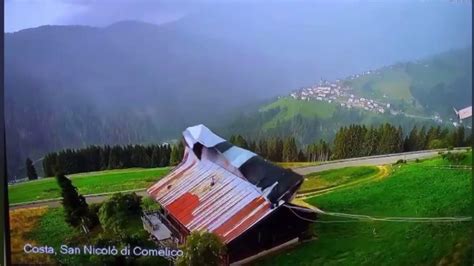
top-left (299, 166), bottom-right (379, 193)
top-left (9, 207), bottom-right (52, 265)
top-left (9, 152), bottom-right (471, 265)
top-left (9, 162), bottom-right (377, 204)
top-left (260, 97), bottom-right (337, 129)
top-left (257, 154), bottom-right (472, 265)
top-left (9, 167), bottom-right (170, 204)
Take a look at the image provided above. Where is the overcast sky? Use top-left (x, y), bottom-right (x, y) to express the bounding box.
top-left (5, 0), bottom-right (472, 33)
top-left (5, 0), bottom-right (206, 33)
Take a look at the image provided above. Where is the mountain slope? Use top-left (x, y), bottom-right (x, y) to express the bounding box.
top-left (224, 48), bottom-right (472, 144)
top-left (4, 22), bottom-right (286, 178)
top-left (344, 47), bottom-right (472, 117)
top-left (5, 2), bottom-right (471, 178)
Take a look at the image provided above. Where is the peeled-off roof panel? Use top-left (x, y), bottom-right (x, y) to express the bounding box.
top-left (185, 124), bottom-right (226, 148)
top-left (458, 106), bottom-right (472, 120)
top-left (223, 146), bottom-right (257, 168)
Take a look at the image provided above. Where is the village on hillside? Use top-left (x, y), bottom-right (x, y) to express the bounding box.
top-left (290, 79), bottom-right (391, 114)
top-left (288, 76), bottom-right (471, 127)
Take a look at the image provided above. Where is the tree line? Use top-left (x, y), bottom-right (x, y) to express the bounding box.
top-left (40, 123), bottom-right (470, 177)
top-left (42, 142), bottom-right (184, 177)
top-left (229, 124), bottom-right (471, 161)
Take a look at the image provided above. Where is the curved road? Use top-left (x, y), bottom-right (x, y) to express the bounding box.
top-left (9, 148), bottom-right (468, 210)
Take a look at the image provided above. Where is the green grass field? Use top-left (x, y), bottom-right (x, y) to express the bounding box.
top-left (299, 166), bottom-right (379, 193)
top-left (257, 155), bottom-right (471, 265)
top-left (260, 97), bottom-right (337, 129)
top-left (276, 161), bottom-right (321, 169)
top-left (420, 150), bottom-right (472, 166)
top-left (26, 208), bottom-right (90, 265)
top-left (9, 167), bottom-right (171, 204)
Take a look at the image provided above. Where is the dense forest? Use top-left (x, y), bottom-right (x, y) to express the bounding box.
top-left (229, 124), bottom-right (471, 162)
top-left (42, 143), bottom-right (185, 177)
top-left (40, 123), bottom-right (471, 178)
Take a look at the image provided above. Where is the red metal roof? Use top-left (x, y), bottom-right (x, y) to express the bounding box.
top-left (147, 147), bottom-right (274, 243)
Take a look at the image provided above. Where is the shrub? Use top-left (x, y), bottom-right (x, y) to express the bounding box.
top-left (442, 152), bottom-right (466, 164)
top-left (86, 203), bottom-right (102, 229)
top-left (428, 139), bottom-right (446, 149)
top-left (176, 231), bottom-right (226, 266)
top-left (393, 159), bottom-right (407, 165)
top-left (98, 192), bottom-right (142, 238)
top-left (141, 196), bottom-right (161, 211)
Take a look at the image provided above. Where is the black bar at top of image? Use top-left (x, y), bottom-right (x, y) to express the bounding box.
top-left (1, 0), bottom-right (9, 264)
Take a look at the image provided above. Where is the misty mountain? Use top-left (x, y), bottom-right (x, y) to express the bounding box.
top-left (5, 2), bottom-right (471, 178)
top-left (223, 48), bottom-right (472, 145)
top-left (345, 47), bottom-right (472, 117)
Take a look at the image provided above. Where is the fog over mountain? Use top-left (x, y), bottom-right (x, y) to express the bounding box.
top-left (5, 1), bottom-right (471, 178)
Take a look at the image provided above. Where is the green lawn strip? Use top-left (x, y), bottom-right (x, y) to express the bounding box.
top-left (417, 151), bottom-right (472, 167)
top-left (257, 160), bottom-right (471, 265)
top-left (299, 166), bottom-right (378, 193)
top-left (276, 161), bottom-right (321, 169)
top-left (27, 208), bottom-right (92, 265)
top-left (9, 167), bottom-right (171, 204)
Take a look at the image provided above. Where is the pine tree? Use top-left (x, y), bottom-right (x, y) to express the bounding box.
top-left (159, 145), bottom-right (171, 167)
top-left (333, 126), bottom-right (348, 159)
top-left (26, 157), bottom-right (38, 180)
top-left (283, 137), bottom-right (298, 162)
top-left (170, 141), bottom-right (184, 166)
top-left (234, 135), bottom-right (249, 149)
top-left (108, 146), bottom-right (123, 169)
top-left (406, 126), bottom-right (419, 151)
top-left (275, 138), bottom-right (284, 162)
top-left (256, 139), bottom-right (268, 158)
top-left (363, 126), bottom-right (379, 156)
top-left (151, 146), bottom-right (160, 167)
top-left (417, 126), bottom-right (427, 150)
top-left (56, 174), bottom-right (91, 231)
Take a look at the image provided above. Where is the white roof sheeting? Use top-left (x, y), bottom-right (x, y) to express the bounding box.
top-left (222, 146), bottom-right (257, 168)
top-left (458, 106), bottom-right (472, 120)
top-left (183, 124), bottom-right (226, 148)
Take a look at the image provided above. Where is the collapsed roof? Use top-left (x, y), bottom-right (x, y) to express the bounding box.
top-left (147, 124), bottom-right (304, 243)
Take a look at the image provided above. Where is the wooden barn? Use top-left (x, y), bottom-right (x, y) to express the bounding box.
top-left (143, 124), bottom-right (316, 263)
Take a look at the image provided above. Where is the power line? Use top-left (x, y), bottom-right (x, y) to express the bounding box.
top-left (285, 204), bottom-right (472, 223)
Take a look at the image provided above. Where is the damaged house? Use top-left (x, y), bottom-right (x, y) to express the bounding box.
top-left (143, 124), bottom-right (316, 263)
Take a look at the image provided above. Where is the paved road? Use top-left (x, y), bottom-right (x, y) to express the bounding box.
top-left (10, 148), bottom-right (468, 210)
top-left (293, 149), bottom-right (454, 175)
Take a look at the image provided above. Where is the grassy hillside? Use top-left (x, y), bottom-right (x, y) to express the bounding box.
top-left (257, 154), bottom-right (472, 265)
top-left (345, 47), bottom-right (472, 117)
top-left (260, 97), bottom-right (337, 129)
top-left (347, 67), bottom-right (413, 102)
top-left (225, 48), bottom-right (472, 144)
top-left (9, 167), bottom-right (170, 204)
